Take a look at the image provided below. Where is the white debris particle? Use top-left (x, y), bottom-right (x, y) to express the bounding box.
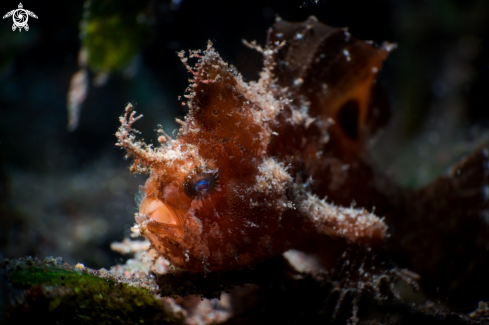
top-left (343, 49), bottom-right (351, 62)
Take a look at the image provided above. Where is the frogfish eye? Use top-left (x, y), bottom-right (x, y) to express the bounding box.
top-left (183, 169), bottom-right (218, 198)
top-left (195, 179), bottom-right (209, 192)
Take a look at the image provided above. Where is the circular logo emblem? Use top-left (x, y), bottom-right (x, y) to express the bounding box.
top-left (2, 3), bottom-right (38, 32)
top-left (13, 9), bottom-right (28, 28)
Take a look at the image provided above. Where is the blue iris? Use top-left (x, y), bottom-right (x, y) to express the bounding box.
top-left (195, 179), bottom-right (210, 192)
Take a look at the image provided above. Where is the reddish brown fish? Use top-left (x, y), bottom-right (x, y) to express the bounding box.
top-left (117, 16), bottom-right (489, 307)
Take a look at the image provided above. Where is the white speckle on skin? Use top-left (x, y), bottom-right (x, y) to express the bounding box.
top-left (343, 49), bottom-right (351, 62)
top-left (304, 117), bottom-right (315, 128)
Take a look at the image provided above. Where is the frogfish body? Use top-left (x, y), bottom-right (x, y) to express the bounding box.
top-left (116, 15), bottom-right (489, 301)
top-left (116, 16), bottom-right (393, 272)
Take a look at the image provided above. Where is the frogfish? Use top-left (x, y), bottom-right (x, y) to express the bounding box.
top-left (117, 16), bottom-right (489, 305)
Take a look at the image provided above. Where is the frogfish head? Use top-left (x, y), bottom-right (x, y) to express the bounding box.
top-left (118, 42), bottom-right (296, 272)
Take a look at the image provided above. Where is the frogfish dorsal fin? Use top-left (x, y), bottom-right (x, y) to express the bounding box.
top-left (266, 16), bottom-right (393, 152)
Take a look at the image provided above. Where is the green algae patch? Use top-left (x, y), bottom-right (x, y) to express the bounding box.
top-left (9, 266), bottom-right (97, 288)
top-left (3, 257), bottom-right (184, 325)
top-left (80, 0), bottom-right (152, 73)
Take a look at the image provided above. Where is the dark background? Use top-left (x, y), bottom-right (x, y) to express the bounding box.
top-left (1, 0), bottom-right (489, 269)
